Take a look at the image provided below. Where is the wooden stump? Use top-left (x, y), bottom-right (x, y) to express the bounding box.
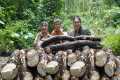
top-left (1, 63), bottom-right (18, 80)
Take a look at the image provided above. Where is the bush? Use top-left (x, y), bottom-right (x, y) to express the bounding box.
top-left (102, 34), bottom-right (120, 55)
top-left (0, 20), bottom-right (36, 52)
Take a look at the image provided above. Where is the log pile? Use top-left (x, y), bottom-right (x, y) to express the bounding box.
top-left (0, 48), bottom-right (120, 80)
top-left (0, 36), bottom-right (120, 80)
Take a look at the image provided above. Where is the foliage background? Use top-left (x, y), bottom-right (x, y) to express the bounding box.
top-left (0, 0), bottom-right (120, 54)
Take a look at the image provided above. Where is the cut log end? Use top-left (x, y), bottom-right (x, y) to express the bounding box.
top-left (1, 63), bottom-right (18, 80)
top-left (95, 50), bottom-right (107, 67)
top-left (104, 60), bottom-right (116, 77)
top-left (70, 61), bottom-right (86, 77)
top-left (46, 61), bottom-right (59, 74)
top-left (27, 49), bottom-right (39, 67)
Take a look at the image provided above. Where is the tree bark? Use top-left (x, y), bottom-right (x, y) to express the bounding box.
top-left (46, 40), bottom-right (101, 51)
top-left (74, 35), bottom-right (101, 41)
top-left (41, 35), bottom-right (101, 48)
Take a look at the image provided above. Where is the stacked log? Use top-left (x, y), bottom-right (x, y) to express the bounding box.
top-left (1, 48), bottom-right (120, 80)
top-left (0, 36), bottom-right (120, 80)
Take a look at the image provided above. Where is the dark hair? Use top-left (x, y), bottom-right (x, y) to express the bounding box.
top-left (38, 21), bottom-right (48, 31)
top-left (53, 18), bottom-right (61, 24)
top-left (73, 16), bottom-right (81, 22)
top-left (41, 21), bottom-right (48, 26)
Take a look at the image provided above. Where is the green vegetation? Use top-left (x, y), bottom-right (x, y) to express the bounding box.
top-left (102, 34), bottom-right (120, 55)
top-left (0, 0), bottom-right (120, 54)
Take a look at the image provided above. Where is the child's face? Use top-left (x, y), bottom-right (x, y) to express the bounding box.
top-left (54, 22), bottom-right (61, 30)
top-left (41, 25), bottom-right (48, 33)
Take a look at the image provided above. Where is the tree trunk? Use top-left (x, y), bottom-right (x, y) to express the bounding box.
top-left (47, 40), bottom-right (101, 51)
top-left (41, 35), bottom-right (101, 48)
top-left (74, 35), bottom-right (101, 41)
top-left (41, 35), bottom-right (74, 47)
